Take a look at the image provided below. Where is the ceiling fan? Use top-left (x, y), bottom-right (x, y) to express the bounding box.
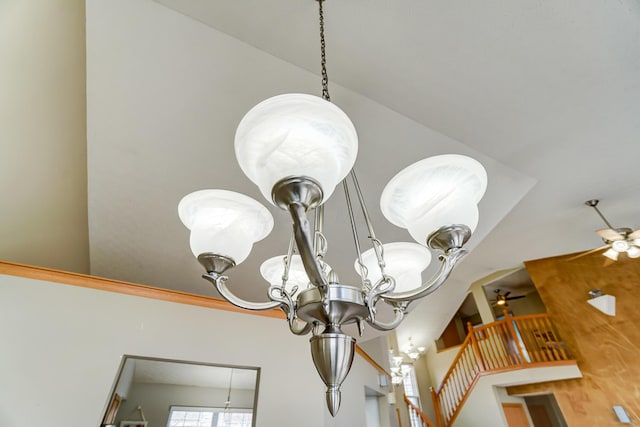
top-left (584, 199), bottom-right (640, 262)
top-left (490, 289), bottom-right (525, 307)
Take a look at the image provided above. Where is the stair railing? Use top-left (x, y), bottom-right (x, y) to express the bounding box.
top-left (433, 311), bottom-right (572, 427)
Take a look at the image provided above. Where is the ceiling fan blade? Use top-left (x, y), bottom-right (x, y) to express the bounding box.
top-left (628, 229), bottom-right (640, 239)
top-left (566, 245), bottom-right (608, 261)
top-left (506, 295), bottom-right (526, 301)
top-left (596, 228), bottom-right (624, 241)
top-left (504, 291), bottom-right (511, 298)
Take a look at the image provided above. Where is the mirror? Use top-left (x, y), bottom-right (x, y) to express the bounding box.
top-left (101, 356), bottom-right (260, 427)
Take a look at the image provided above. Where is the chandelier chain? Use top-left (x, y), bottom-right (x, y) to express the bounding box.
top-left (318, 0), bottom-right (331, 102)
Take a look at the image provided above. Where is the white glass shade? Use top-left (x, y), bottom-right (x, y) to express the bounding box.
top-left (355, 242), bottom-right (431, 294)
top-left (380, 154), bottom-right (487, 244)
top-left (626, 246), bottom-right (640, 258)
top-left (611, 240), bottom-right (630, 252)
top-left (603, 248), bottom-right (619, 261)
top-left (260, 255), bottom-right (313, 298)
top-left (178, 190), bottom-right (274, 264)
top-left (234, 94), bottom-right (358, 204)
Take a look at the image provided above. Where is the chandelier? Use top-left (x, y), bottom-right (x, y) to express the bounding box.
top-left (403, 337), bottom-right (426, 361)
top-left (178, 0), bottom-right (486, 416)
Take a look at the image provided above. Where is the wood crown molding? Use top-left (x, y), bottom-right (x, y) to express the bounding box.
top-left (0, 260), bottom-right (390, 378)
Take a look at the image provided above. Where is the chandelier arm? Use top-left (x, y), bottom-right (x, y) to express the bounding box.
top-left (366, 306), bottom-right (405, 331)
top-left (378, 247), bottom-right (468, 303)
top-left (266, 285), bottom-right (312, 335)
top-left (343, 179), bottom-right (369, 288)
top-left (350, 170), bottom-right (388, 277)
top-left (282, 232), bottom-right (296, 285)
top-left (289, 319), bottom-right (314, 335)
top-left (202, 273), bottom-right (282, 311)
top-left (288, 202), bottom-right (329, 288)
top-left (314, 204), bottom-right (327, 259)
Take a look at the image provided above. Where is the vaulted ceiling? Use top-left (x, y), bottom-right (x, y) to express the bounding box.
top-left (3, 0), bottom-right (639, 350)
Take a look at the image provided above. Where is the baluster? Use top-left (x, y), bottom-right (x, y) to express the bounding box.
top-left (467, 322), bottom-right (485, 372)
top-left (504, 310), bottom-right (525, 366)
top-left (532, 316), bottom-right (550, 362)
top-left (431, 387), bottom-right (443, 427)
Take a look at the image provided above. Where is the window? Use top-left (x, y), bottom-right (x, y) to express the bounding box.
top-left (401, 364), bottom-right (421, 427)
top-left (215, 412), bottom-right (253, 427)
top-left (168, 407), bottom-right (252, 427)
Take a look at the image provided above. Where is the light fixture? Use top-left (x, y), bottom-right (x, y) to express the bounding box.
top-left (388, 351), bottom-right (405, 385)
top-left (224, 369), bottom-right (234, 410)
top-left (403, 337), bottom-right (426, 361)
top-left (495, 294), bottom-right (507, 306)
top-left (587, 289), bottom-right (616, 316)
top-left (585, 199), bottom-right (640, 261)
top-left (179, 0), bottom-right (486, 416)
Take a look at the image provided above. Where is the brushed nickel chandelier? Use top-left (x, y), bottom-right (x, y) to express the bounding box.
top-left (179, 0), bottom-right (486, 416)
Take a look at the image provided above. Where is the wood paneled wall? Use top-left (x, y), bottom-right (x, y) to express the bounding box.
top-left (507, 252), bottom-right (640, 426)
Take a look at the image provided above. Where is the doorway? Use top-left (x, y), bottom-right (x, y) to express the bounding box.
top-left (502, 403), bottom-right (530, 427)
top-left (524, 394), bottom-right (567, 427)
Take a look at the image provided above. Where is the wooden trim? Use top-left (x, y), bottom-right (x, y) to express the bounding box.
top-left (396, 408), bottom-right (403, 427)
top-left (434, 312), bottom-right (577, 427)
top-left (404, 394), bottom-right (437, 427)
top-left (431, 387), bottom-right (444, 427)
top-left (0, 260), bottom-right (390, 377)
top-left (0, 260), bottom-right (285, 319)
top-left (436, 343), bottom-right (463, 354)
top-left (355, 345), bottom-right (391, 380)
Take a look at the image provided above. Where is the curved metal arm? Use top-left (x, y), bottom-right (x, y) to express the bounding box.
top-left (378, 247), bottom-right (468, 303)
top-left (288, 203), bottom-right (328, 288)
top-left (202, 273), bottom-right (282, 311)
top-left (289, 319), bottom-right (313, 335)
top-left (267, 285), bottom-right (313, 336)
top-left (366, 305), bottom-right (406, 331)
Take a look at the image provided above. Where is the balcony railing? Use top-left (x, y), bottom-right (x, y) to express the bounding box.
top-left (404, 394), bottom-right (437, 427)
top-left (431, 311), bottom-right (573, 427)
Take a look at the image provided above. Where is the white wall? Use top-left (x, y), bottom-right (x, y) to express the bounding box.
top-left (0, 0), bottom-right (89, 273)
top-left (425, 344), bottom-right (459, 389)
top-left (0, 274), bottom-right (386, 427)
top-left (452, 365), bottom-right (581, 427)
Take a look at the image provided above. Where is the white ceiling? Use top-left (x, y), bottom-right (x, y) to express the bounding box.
top-left (129, 358), bottom-right (258, 390)
top-left (82, 0), bottom-right (640, 351)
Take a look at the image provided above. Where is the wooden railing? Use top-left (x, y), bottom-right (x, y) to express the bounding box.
top-left (404, 395), bottom-right (437, 427)
top-left (433, 312), bottom-right (572, 427)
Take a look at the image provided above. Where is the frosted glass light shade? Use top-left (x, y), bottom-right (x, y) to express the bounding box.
top-left (406, 195), bottom-right (479, 244)
top-left (602, 248), bottom-right (619, 261)
top-left (260, 255), bottom-right (313, 298)
top-left (380, 154), bottom-right (487, 244)
top-left (178, 190), bottom-right (274, 264)
top-left (355, 242), bottom-right (431, 294)
top-left (626, 246), bottom-right (640, 258)
top-left (235, 94), bottom-right (358, 204)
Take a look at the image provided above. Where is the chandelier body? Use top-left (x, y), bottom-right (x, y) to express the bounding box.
top-left (179, 0), bottom-right (487, 417)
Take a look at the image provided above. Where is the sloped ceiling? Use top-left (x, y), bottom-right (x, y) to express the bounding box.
top-left (85, 0), bottom-right (640, 348)
top-left (5, 0), bottom-right (638, 351)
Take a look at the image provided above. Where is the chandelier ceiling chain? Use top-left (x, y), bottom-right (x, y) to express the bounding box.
top-left (178, 0), bottom-right (488, 416)
top-left (318, 0), bottom-right (331, 102)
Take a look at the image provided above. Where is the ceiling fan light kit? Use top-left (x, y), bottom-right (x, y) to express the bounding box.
top-left (178, 0), bottom-right (487, 416)
top-left (585, 199), bottom-right (640, 261)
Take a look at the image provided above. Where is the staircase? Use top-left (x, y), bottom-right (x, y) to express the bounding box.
top-left (404, 395), bottom-right (437, 427)
top-left (410, 311), bottom-right (574, 427)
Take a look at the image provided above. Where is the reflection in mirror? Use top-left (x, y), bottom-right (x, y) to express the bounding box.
top-left (101, 356), bottom-right (260, 427)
